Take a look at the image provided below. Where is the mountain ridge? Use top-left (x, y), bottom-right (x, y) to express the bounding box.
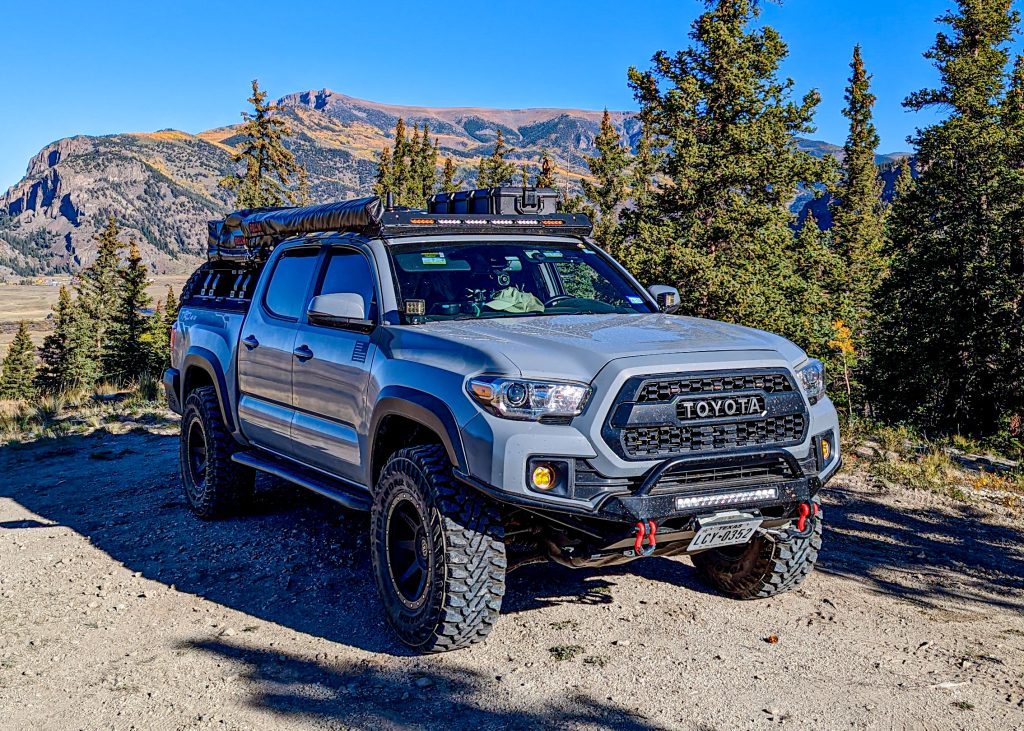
top-left (0, 89), bottom-right (909, 277)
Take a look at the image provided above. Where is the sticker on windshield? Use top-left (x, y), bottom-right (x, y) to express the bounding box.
top-left (421, 252), bottom-right (447, 265)
top-left (627, 296), bottom-right (643, 304)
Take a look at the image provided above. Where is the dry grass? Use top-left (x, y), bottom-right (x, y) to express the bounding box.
top-left (0, 276), bottom-right (189, 351)
top-left (0, 378), bottom-right (174, 445)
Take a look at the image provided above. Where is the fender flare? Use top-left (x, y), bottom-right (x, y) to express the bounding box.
top-left (369, 386), bottom-right (467, 476)
top-left (181, 348), bottom-right (235, 432)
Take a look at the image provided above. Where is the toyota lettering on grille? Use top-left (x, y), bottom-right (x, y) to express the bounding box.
top-left (677, 395), bottom-right (766, 420)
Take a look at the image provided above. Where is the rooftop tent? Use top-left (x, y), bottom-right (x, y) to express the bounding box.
top-left (208, 197), bottom-right (385, 261)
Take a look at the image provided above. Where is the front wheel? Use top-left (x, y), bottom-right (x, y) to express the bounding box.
top-left (370, 445), bottom-right (506, 652)
top-left (691, 502), bottom-right (822, 599)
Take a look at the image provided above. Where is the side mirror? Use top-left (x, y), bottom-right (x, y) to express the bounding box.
top-left (647, 285), bottom-right (680, 314)
top-left (307, 293), bottom-right (374, 331)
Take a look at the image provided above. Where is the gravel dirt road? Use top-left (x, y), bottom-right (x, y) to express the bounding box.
top-left (2, 419), bottom-right (1023, 730)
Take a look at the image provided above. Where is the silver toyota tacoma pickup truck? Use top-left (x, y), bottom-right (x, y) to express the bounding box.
top-left (165, 189), bottom-right (841, 653)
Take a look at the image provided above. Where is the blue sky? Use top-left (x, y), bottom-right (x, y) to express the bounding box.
top-left (0, 0), bottom-right (1018, 190)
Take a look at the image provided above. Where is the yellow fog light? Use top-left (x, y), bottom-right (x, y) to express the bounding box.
top-left (531, 464), bottom-right (556, 491)
top-left (821, 438), bottom-right (832, 462)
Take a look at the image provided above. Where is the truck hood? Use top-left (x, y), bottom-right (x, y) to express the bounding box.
top-left (413, 313), bottom-right (806, 380)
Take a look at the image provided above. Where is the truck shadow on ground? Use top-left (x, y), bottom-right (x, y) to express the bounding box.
top-left (181, 639), bottom-right (667, 730)
top-left (2, 429), bottom-right (1022, 665)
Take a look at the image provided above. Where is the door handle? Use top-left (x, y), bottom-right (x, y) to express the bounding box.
top-left (242, 334), bottom-right (260, 350)
top-left (292, 344), bottom-right (314, 361)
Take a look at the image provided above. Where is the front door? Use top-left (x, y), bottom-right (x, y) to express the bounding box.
top-left (291, 246), bottom-right (380, 483)
top-left (236, 246), bottom-right (320, 454)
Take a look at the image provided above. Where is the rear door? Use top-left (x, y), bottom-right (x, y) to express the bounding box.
top-left (236, 246), bottom-right (320, 454)
top-left (290, 245), bottom-right (380, 483)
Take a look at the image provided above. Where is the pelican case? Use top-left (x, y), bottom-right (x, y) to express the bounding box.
top-left (428, 187), bottom-right (558, 216)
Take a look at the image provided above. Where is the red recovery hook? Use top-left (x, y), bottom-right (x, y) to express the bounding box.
top-left (634, 520), bottom-right (658, 557)
top-left (795, 501), bottom-right (820, 533)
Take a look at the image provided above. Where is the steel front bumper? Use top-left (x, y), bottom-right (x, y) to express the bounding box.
top-left (455, 446), bottom-right (840, 525)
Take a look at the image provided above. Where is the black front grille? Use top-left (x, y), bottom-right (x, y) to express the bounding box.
top-left (652, 460), bottom-right (791, 492)
top-left (622, 414), bottom-right (806, 459)
top-left (637, 373), bottom-right (792, 402)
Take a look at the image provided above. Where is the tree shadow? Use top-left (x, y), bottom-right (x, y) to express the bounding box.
top-left (183, 639), bottom-right (666, 730)
top-left (2, 426), bottom-right (1021, 669)
top-left (817, 479), bottom-right (1024, 613)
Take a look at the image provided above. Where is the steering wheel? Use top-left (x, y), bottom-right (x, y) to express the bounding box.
top-left (544, 295), bottom-right (575, 307)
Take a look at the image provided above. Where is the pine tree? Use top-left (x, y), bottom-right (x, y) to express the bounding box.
top-left (373, 146), bottom-right (395, 198)
top-left (617, 123), bottom-right (662, 265)
top-left (164, 284), bottom-right (179, 325)
top-left (103, 242), bottom-right (152, 384)
top-left (35, 286), bottom-right (98, 394)
top-left (870, 0), bottom-right (1023, 434)
top-left (392, 118), bottom-right (410, 201)
top-left (441, 158), bottom-right (460, 193)
top-left (831, 45), bottom-right (887, 349)
top-left (145, 301), bottom-right (169, 376)
top-left (75, 215), bottom-right (125, 368)
top-left (406, 123), bottom-right (423, 206)
top-left (624, 0), bottom-right (834, 345)
top-left (0, 322), bottom-right (36, 400)
top-left (219, 79), bottom-right (307, 208)
top-left (582, 110), bottom-right (630, 248)
top-left (535, 152), bottom-right (557, 188)
top-left (477, 129), bottom-right (518, 187)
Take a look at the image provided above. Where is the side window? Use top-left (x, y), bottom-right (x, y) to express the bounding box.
top-left (264, 248), bottom-right (320, 320)
top-left (316, 248), bottom-right (377, 320)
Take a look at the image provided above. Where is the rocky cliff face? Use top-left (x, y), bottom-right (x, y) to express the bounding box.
top-left (0, 89), bottom-right (900, 277)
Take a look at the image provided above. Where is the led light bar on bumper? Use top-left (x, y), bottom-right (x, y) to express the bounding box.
top-left (468, 376), bottom-right (591, 421)
top-left (674, 487), bottom-right (779, 511)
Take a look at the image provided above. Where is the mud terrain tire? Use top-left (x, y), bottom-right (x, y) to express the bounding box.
top-left (180, 386), bottom-right (254, 519)
top-left (691, 502), bottom-right (822, 599)
top-left (371, 445), bottom-right (506, 652)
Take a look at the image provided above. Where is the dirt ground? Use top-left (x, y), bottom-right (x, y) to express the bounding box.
top-left (1, 418), bottom-right (1022, 731)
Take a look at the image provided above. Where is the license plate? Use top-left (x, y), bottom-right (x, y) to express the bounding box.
top-left (687, 517), bottom-right (762, 551)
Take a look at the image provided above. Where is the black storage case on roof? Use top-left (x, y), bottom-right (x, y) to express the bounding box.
top-left (429, 187), bottom-right (558, 216)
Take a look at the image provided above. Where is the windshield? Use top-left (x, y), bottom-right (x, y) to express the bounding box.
top-left (390, 240), bottom-right (655, 322)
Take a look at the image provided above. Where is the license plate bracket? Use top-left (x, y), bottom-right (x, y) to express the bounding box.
top-left (687, 512), bottom-right (763, 552)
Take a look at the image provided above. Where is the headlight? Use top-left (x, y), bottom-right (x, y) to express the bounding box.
top-left (467, 376), bottom-right (592, 421)
top-left (796, 359), bottom-right (826, 404)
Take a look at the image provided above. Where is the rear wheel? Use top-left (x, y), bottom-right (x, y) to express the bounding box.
top-left (691, 502), bottom-right (822, 599)
top-left (370, 445), bottom-right (506, 652)
top-left (179, 386), bottom-right (254, 519)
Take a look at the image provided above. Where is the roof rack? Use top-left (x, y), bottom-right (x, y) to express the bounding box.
top-left (207, 190), bottom-right (592, 262)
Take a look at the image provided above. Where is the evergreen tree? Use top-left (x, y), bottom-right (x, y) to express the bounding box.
top-left (831, 45), bottom-right (887, 349)
top-left (164, 284), bottom-right (179, 325)
top-left (219, 79), bottom-right (307, 208)
top-left (103, 242), bottom-right (152, 384)
top-left (373, 146), bottom-right (395, 198)
top-left (617, 123), bottom-right (662, 265)
top-left (0, 322), bottom-right (36, 400)
top-left (392, 118), bottom-right (410, 201)
top-left (441, 158), bottom-right (460, 193)
top-left (35, 286), bottom-right (98, 394)
top-left (624, 0), bottom-right (834, 346)
top-left (477, 129), bottom-right (518, 187)
top-left (535, 152), bottom-right (557, 188)
top-left (406, 123), bottom-right (423, 205)
top-left (870, 0), bottom-right (1023, 434)
top-left (145, 301), bottom-right (169, 376)
top-left (75, 215), bottom-right (125, 368)
top-left (520, 164), bottom-right (530, 187)
top-left (582, 110), bottom-right (630, 248)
